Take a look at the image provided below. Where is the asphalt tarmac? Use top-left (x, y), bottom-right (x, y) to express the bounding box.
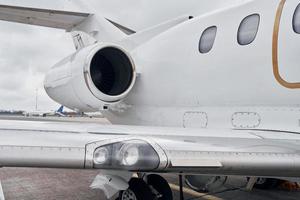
top-left (1, 168), bottom-right (300, 200)
top-left (0, 115), bottom-right (299, 199)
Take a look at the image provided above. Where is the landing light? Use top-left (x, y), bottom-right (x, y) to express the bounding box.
top-left (93, 140), bottom-right (160, 171)
top-left (94, 147), bottom-right (109, 164)
top-left (120, 144), bottom-right (139, 166)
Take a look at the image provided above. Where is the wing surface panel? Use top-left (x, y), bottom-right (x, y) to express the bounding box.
top-left (0, 120), bottom-right (300, 177)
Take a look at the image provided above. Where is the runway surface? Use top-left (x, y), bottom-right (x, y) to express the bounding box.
top-left (0, 116), bottom-right (300, 199)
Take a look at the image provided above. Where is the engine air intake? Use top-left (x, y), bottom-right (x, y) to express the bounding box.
top-left (90, 47), bottom-right (134, 96)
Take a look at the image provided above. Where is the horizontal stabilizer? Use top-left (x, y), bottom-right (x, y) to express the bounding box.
top-left (0, 4), bottom-right (90, 30)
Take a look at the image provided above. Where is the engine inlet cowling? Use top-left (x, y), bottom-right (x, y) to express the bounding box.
top-left (44, 43), bottom-right (136, 112)
top-left (84, 45), bottom-right (136, 103)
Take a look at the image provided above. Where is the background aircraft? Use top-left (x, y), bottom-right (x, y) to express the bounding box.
top-left (0, 0), bottom-right (300, 200)
top-left (23, 105), bottom-right (65, 117)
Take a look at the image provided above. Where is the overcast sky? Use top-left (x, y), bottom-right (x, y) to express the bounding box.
top-left (0, 0), bottom-right (224, 111)
top-left (0, 0), bottom-right (75, 111)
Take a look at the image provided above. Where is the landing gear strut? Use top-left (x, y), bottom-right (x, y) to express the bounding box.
top-left (147, 174), bottom-right (173, 200)
top-left (119, 174), bottom-right (173, 200)
top-left (179, 175), bottom-right (184, 200)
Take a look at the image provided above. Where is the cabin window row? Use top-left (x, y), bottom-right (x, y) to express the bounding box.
top-left (199, 4), bottom-right (300, 54)
top-left (199, 14), bottom-right (260, 54)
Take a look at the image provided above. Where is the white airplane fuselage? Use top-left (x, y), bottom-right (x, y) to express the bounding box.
top-left (45, 0), bottom-right (300, 132)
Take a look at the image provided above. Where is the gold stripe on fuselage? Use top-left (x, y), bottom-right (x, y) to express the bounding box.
top-left (273, 0), bottom-right (300, 89)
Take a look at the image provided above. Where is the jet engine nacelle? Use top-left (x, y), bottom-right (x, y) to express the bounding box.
top-left (44, 43), bottom-right (136, 112)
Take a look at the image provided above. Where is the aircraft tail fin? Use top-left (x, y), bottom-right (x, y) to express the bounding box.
top-left (57, 106), bottom-right (64, 113)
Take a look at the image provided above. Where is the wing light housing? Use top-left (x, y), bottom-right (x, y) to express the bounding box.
top-left (93, 140), bottom-right (161, 171)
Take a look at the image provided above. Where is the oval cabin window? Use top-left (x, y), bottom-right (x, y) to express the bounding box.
top-left (199, 26), bottom-right (217, 54)
top-left (293, 4), bottom-right (300, 33)
top-left (237, 14), bottom-right (260, 45)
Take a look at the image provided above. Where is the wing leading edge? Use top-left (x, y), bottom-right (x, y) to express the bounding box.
top-left (0, 120), bottom-right (300, 178)
top-left (0, 4), bottom-right (90, 30)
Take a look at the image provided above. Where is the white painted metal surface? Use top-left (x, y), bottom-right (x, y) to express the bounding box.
top-left (0, 0), bottom-right (299, 184)
top-left (183, 112), bottom-right (208, 128)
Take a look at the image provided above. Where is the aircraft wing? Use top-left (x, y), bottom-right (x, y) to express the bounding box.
top-left (0, 4), bottom-right (90, 30)
top-left (1, 119), bottom-right (300, 178)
